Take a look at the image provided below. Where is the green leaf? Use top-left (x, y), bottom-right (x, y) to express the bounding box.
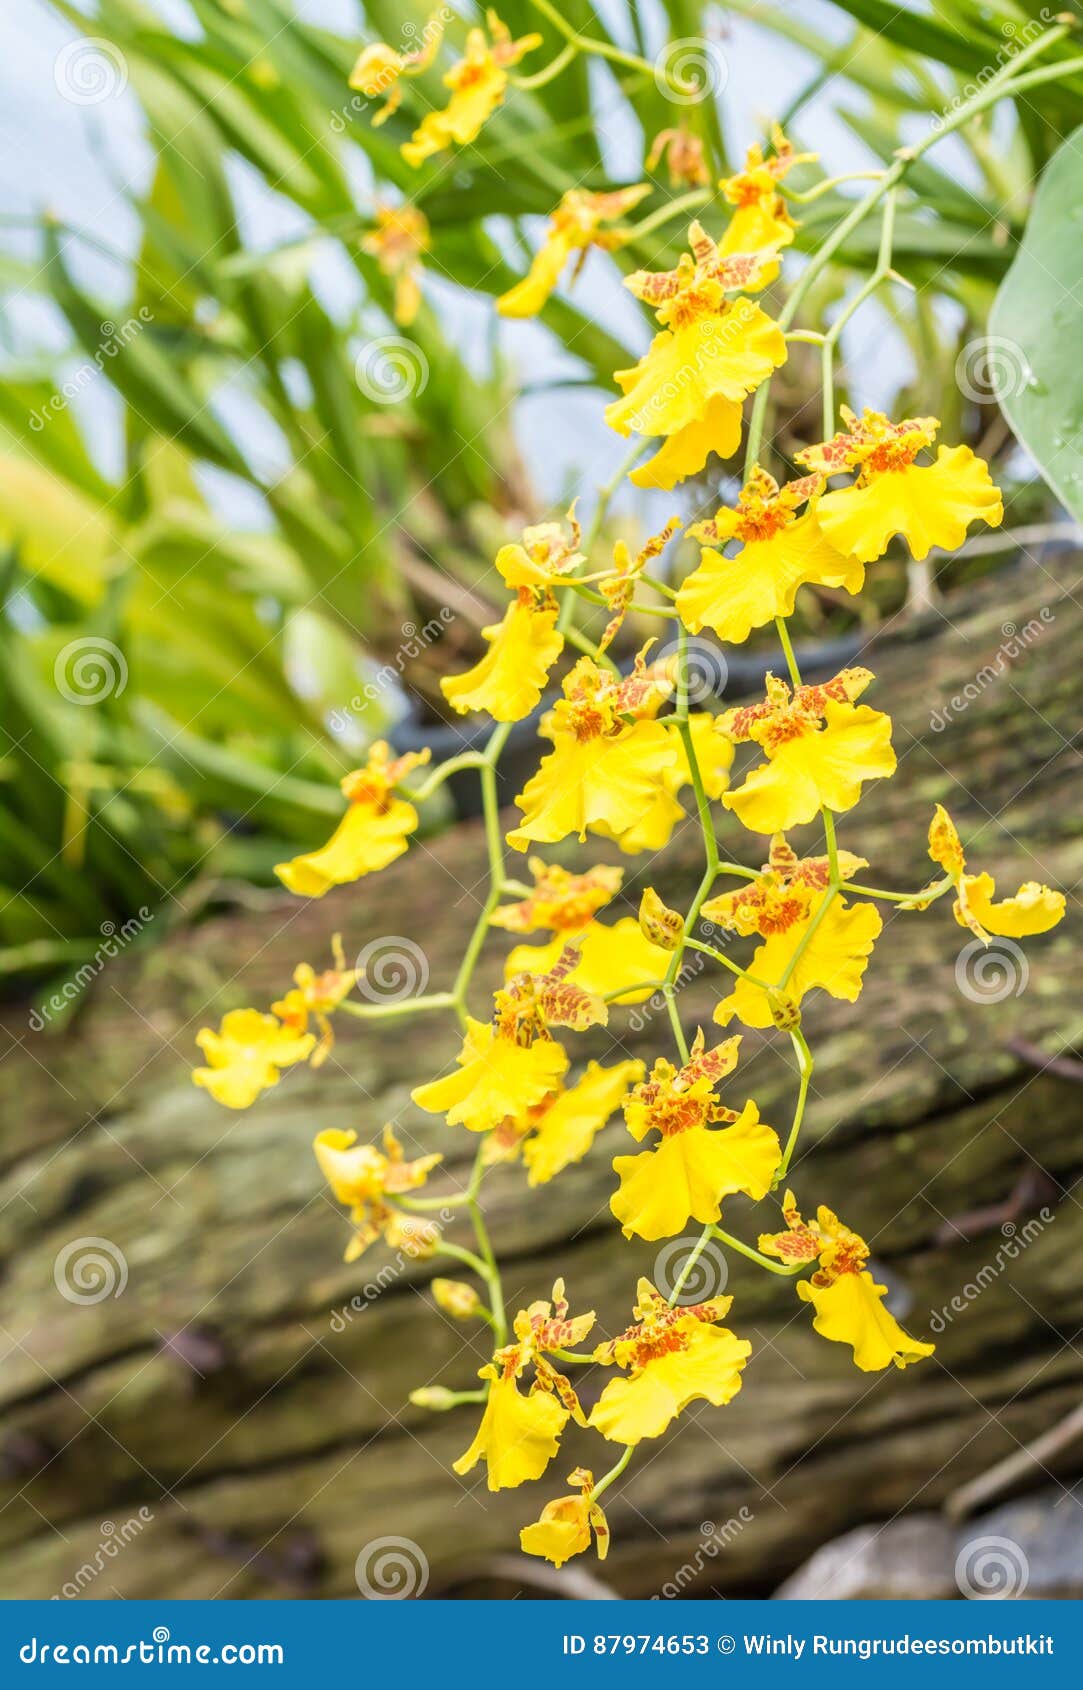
top-left (989, 122), bottom-right (1083, 523)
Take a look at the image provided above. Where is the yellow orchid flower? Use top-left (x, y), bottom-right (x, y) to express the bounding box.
top-left (799, 408), bottom-right (1003, 563)
top-left (412, 1016), bottom-right (569, 1134)
top-left (362, 203), bottom-right (430, 326)
top-left (271, 937), bottom-right (358, 1065)
top-left (401, 13), bottom-right (540, 168)
top-left (588, 1278), bottom-right (751, 1444)
top-left (611, 1033), bottom-right (781, 1241)
top-left (606, 224), bottom-right (786, 491)
top-left (508, 652), bottom-right (679, 851)
top-left (505, 919), bottom-right (671, 1005)
top-left (721, 670), bottom-right (895, 835)
top-left (926, 804), bottom-right (1065, 941)
top-left (442, 593), bottom-right (564, 722)
top-left (602, 710), bottom-right (733, 854)
top-left (490, 858), bottom-right (624, 934)
top-left (348, 11), bottom-right (445, 125)
top-left (520, 1468), bottom-right (610, 1567)
top-left (192, 1009), bottom-right (316, 1111)
top-left (521, 1060), bottom-right (644, 1186)
top-left (719, 125), bottom-right (816, 254)
top-left (646, 127), bottom-right (710, 189)
top-left (498, 184), bottom-right (651, 318)
top-left (705, 840), bottom-right (882, 1029)
top-left (677, 467), bottom-right (863, 644)
top-left (494, 508), bottom-right (585, 591)
top-left (455, 1281), bottom-right (594, 1490)
top-left (760, 1192), bottom-right (935, 1371)
top-left (275, 743), bottom-right (429, 897)
top-left (313, 1124), bottom-right (442, 1262)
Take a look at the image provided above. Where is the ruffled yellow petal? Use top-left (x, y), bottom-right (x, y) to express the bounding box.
top-left (719, 202), bottom-right (794, 256)
top-left (611, 1102), bottom-right (781, 1241)
top-left (602, 714), bottom-right (730, 853)
top-left (677, 509), bottom-right (862, 645)
top-left (589, 1323), bottom-right (750, 1443)
top-left (441, 599), bottom-right (563, 722)
top-left (524, 1058), bottom-right (644, 1186)
top-left (275, 795), bottom-right (417, 896)
top-left (628, 395), bottom-right (742, 490)
top-left (606, 300), bottom-right (785, 440)
top-left (193, 1009), bottom-right (316, 1110)
top-left (715, 895), bottom-right (882, 1029)
top-left (816, 446), bottom-right (1003, 563)
top-left (402, 61), bottom-right (507, 167)
top-left (412, 1018), bottom-right (569, 1133)
top-left (797, 1272), bottom-right (935, 1371)
top-left (508, 719), bottom-right (677, 850)
top-left (506, 918), bottom-right (670, 1005)
top-left (724, 700), bottom-right (895, 834)
top-left (955, 872), bottom-right (1065, 939)
top-left (453, 1373), bottom-right (568, 1490)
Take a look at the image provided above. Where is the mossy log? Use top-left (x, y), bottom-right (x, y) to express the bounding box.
top-left (1, 565), bottom-right (1081, 1599)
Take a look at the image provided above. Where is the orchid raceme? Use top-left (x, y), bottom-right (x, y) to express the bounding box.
top-left (799, 408), bottom-right (1004, 562)
top-left (191, 64), bottom-right (1074, 1570)
top-left (760, 1193), bottom-right (935, 1371)
top-left (498, 184), bottom-right (651, 318)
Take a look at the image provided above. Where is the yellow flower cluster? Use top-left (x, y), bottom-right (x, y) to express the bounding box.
top-left (190, 67), bottom-right (1068, 1575)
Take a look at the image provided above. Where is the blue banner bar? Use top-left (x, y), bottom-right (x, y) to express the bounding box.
top-left (1, 1600), bottom-right (1074, 1685)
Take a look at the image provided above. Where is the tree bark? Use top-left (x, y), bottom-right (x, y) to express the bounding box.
top-left (1, 564), bottom-right (1080, 1599)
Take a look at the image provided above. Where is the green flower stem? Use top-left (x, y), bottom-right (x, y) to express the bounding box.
top-left (778, 877), bottom-right (839, 990)
top-left (551, 1348), bottom-right (597, 1366)
top-left (629, 188), bottom-right (714, 242)
top-left (777, 1028), bottom-right (814, 1180)
top-left (638, 570), bottom-right (678, 600)
top-left (842, 874), bottom-right (953, 904)
top-left (590, 1442), bottom-right (634, 1503)
top-left (710, 1224), bottom-right (806, 1277)
top-left (557, 439), bottom-right (645, 639)
top-left (774, 613), bottom-right (803, 689)
top-left (525, 0), bottom-right (692, 93)
top-left (337, 991), bottom-right (457, 1020)
top-left (398, 1191), bottom-right (472, 1212)
top-left (557, 578), bottom-right (679, 619)
top-left (783, 170), bottom-right (886, 204)
top-left (682, 937), bottom-right (770, 991)
top-left (666, 1228), bottom-right (716, 1304)
top-left (468, 1192), bottom-right (506, 1345)
top-left (435, 1239), bottom-right (494, 1280)
top-left (603, 978), bottom-right (669, 1002)
top-left (566, 624), bottom-right (620, 671)
top-left (401, 752), bottom-right (487, 803)
top-left (510, 40), bottom-right (578, 90)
